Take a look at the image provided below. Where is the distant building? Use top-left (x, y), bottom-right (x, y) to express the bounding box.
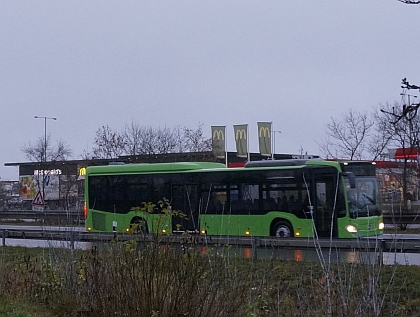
top-left (375, 147), bottom-right (420, 203)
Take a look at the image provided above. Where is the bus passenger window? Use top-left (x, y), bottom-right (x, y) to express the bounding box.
top-left (203, 184), bottom-right (227, 215)
top-left (279, 195), bottom-right (289, 212)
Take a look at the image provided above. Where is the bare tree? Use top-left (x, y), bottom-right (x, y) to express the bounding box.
top-left (93, 123), bottom-right (212, 159)
top-left (21, 134), bottom-right (72, 162)
top-left (319, 109), bottom-right (374, 160)
top-left (121, 122), bottom-right (180, 156)
top-left (320, 97), bottom-right (420, 213)
top-left (139, 126), bottom-right (159, 155)
top-left (80, 149), bottom-right (94, 160)
top-left (122, 122), bottom-right (144, 156)
top-left (173, 125), bottom-right (187, 153)
top-left (182, 123), bottom-right (212, 152)
top-left (367, 105), bottom-right (396, 160)
top-left (156, 126), bottom-right (180, 154)
top-left (93, 125), bottom-right (125, 159)
top-left (21, 134), bottom-right (73, 209)
top-left (377, 102), bottom-right (420, 209)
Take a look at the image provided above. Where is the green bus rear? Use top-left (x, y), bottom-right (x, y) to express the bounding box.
top-left (85, 160), bottom-right (384, 238)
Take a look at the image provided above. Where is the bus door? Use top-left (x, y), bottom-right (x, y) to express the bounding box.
top-left (313, 172), bottom-right (338, 238)
top-left (171, 184), bottom-right (199, 233)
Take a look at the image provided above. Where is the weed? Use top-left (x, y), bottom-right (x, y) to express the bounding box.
top-left (0, 242), bottom-right (420, 316)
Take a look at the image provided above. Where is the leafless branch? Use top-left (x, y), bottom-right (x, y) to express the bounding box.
top-left (398, 0), bottom-right (420, 4)
top-left (319, 109), bottom-right (373, 160)
top-left (21, 134), bottom-right (72, 162)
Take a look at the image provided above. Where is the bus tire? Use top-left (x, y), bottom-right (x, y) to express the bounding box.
top-left (130, 217), bottom-right (148, 234)
top-left (271, 220), bottom-right (293, 238)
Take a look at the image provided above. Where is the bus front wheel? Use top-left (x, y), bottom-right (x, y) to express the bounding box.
top-left (130, 217), bottom-right (148, 234)
top-left (272, 220), bottom-right (293, 238)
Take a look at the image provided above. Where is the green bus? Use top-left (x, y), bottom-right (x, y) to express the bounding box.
top-left (84, 159), bottom-right (384, 238)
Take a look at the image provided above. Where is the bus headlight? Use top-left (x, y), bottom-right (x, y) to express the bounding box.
top-left (378, 222), bottom-right (385, 230)
top-left (346, 225), bottom-right (358, 233)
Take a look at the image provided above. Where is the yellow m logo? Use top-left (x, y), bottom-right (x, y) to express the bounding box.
top-left (236, 129), bottom-right (247, 140)
top-left (259, 127), bottom-right (271, 138)
top-left (212, 130), bottom-right (225, 140)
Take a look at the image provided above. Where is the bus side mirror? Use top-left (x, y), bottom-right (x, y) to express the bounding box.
top-left (341, 172), bottom-right (356, 188)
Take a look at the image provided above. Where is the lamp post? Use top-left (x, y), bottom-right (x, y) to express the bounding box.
top-left (34, 116), bottom-right (57, 205)
top-left (271, 130), bottom-right (281, 160)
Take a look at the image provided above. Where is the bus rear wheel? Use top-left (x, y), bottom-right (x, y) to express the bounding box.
top-left (272, 220), bottom-right (293, 238)
top-left (130, 217), bottom-right (148, 234)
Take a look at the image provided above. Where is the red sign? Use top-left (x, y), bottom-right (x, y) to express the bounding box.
top-left (394, 147), bottom-right (419, 159)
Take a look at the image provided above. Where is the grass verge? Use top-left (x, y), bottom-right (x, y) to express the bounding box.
top-left (1, 240), bottom-right (420, 317)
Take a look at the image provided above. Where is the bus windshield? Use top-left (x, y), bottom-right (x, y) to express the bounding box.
top-left (346, 177), bottom-right (381, 218)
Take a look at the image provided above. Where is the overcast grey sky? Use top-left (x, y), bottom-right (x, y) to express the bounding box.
top-left (1, 1), bottom-right (419, 180)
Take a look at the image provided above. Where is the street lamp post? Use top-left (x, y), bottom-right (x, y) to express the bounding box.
top-left (271, 130), bottom-right (281, 160)
top-left (34, 116), bottom-right (57, 206)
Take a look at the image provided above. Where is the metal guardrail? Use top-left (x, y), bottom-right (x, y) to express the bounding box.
top-left (382, 213), bottom-right (420, 225)
top-left (1, 229), bottom-right (419, 265)
top-left (0, 210), bottom-right (82, 215)
top-left (0, 210), bottom-right (84, 224)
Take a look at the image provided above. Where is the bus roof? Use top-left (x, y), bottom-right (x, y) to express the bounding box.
top-left (245, 159), bottom-right (311, 168)
top-left (244, 159), bottom-right (340, 169)
top-left (86, 159), bottom-right (349, 176)
top-left (86, 161), bottom-right (226, 175)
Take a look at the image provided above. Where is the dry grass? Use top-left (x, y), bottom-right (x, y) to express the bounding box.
top-left (1, 239), bottom-right (420, 317)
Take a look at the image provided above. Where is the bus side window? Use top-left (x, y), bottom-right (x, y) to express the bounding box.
top-left (202, 184), bottom-right (226, 215)
top-left (152, 176), bottom-right (172, 209)
top-left (211, 193), bottom-right (224, 213)
top-left (279, 195), bottom-right (289, 212)
top-left (288, 195), bottom-right (296, 211)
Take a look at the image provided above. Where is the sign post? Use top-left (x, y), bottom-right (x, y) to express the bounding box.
top-left (32, 190), bottom-right (45, 211)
